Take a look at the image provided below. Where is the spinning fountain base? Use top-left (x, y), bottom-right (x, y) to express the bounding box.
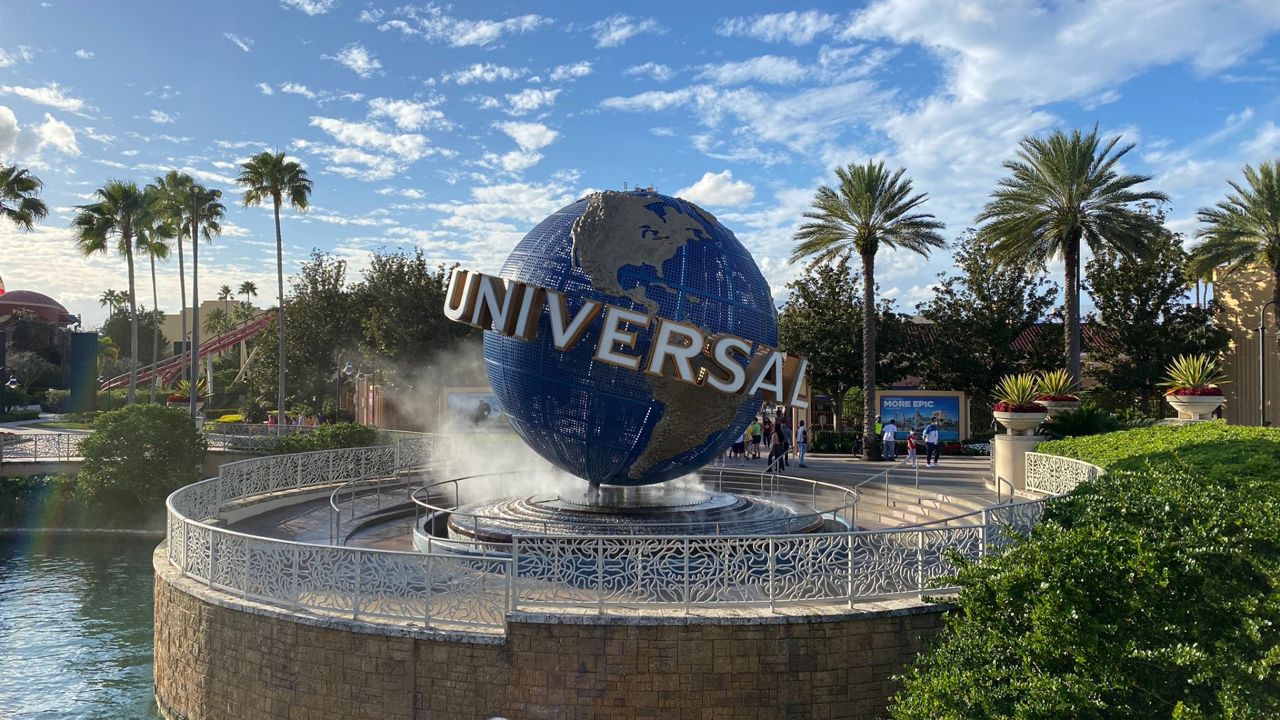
top-left (433, 479), bottom-right (827, 543)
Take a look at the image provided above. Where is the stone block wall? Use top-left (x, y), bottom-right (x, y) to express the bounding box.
top-left (154, 547), bottom-right (948, 720)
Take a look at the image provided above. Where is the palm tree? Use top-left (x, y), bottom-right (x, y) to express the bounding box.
top-left (98, 288), bottom-right (127, 317)
top-left (976, 126), bottom-right (1168, 384)
top-left (97, 335), bottom-right (120, 375)
top-left (154, 171), bottom-right (193, 375)
top-left (156, 172), bottom-right (225, 418)
top-left (791, 161), bottom-right (945, 459)
top-left (138, 206), bottom-right (173, 403)
top-left (238, 280), bottom-right (258, 308)
top-left (0, 163), bottom-right (48, 230)
top-left (1189, 159), bottom-right (1280, 339)
top-left (205, 307), bottom-right (231, 360)
top-left (73, 181), bottom-right (164, 403)
top-left (237, 151), bottom-right (313, 425)
top-left (218, 284), bottom-right (234, 315)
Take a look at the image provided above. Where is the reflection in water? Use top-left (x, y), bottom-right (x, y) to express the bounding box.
top-left (0, 534), bottom-right (157, 718)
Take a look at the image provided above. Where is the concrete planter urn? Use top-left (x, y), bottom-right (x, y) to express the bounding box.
top-left (993, 410), bottom-right (1047, 436)
top-left (1164, 394), bottom-right (1223, 421)
top-left (1038, 399), bottom-right (1079, 416)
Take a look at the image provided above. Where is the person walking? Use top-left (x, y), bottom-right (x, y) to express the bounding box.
top-left (732, 429), bottom-right (746, 466)
top-left (924, 421), bottom-right (940, 466)
top-left (749, 417), bottom-right (762, 459)
top-left (767, 421), bottom-right (786, 473)
top-left (777, 416), bottom-right (791, 469)
top-left (796, 420), bottom-right (809, 468)
top-left (881, 419), bottom-right (897, 461)
top-left (905, 430), bottom-right (918, 468)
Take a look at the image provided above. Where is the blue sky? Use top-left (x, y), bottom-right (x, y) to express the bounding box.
top-left (2, 1), bottom-right (1279, 328)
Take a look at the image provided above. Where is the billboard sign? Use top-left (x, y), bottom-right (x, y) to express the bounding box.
top-left (877, 393), bottom-right (963, 441)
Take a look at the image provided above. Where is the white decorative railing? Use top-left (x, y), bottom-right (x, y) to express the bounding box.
top-left (1025, 452), bottom-right (1101, 496)
top-left (0, 431), bottom-right (84, 461)
top-left (166, 433), bottom-right (512, 632)
top-left (165, 438), bottom-right (1101, 631)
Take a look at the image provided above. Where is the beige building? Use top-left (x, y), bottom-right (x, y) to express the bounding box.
top-left (160, 300), bottom-right (266, 357)
top-left (1215, 264), bottom-right (1279, 426)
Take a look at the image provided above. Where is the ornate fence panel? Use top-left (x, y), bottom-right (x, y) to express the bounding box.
top-left (166, 435), bottom-right (1101, 629)
top-left (0, 431), bottom-right (84, 460)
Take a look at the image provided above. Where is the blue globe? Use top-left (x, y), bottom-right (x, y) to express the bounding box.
top-left (483, 191), bottom-right (778, 487)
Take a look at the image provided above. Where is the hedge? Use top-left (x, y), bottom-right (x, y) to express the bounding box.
top-left (892, 422), bottom-right (1280, 719)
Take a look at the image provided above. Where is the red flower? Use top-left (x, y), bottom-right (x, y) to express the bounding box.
top-left (994, 401), bottom-right (1046, 413)
top-left (1166, 387), bottom-right (1223, 397)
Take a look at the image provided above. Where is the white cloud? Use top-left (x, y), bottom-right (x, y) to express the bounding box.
top-left (444, 63), bottom-right (526, 85)
top-left (292, 139), bottom-right (400, 181)
top-left (0, 83), bottom-right (85, 112)
top-left (281, 82), bottom-right (317, 100)
top-left (224, 33), bottom-right (254, 52)
top-left (715, 11), bottom-right (837, 45)
top-left (600, 88), bottom-right (697, 113)
top-left (376, 187), bottom-right (425, 199)
top-left (495, 121), bottom-right (558, 151)
top-left (479, 150), bottom-right (543, 174)
top-left (74, 49), bottom-right (94, 60)
top-left (326, 43), bottom-right (381, 78)
top-left (426, 175), bottom-right (582, 269)
top-left (374, 5), bottom-right (549, 47)
top-left (368, 97), bottom-right (447, 131)
top-left (550, 61), bottom-right (592, 82)
top-left (0, 106), bottom-right (19, 156)
top-left (625, 63), bottom-right (674, 82)
top-left (31, 113), bottom-right (80, 157)
top-left (256, 82), bottom-right (274, 95)
top-left (676, 170), bottom-right (755, 207)
top-left (0, 47), bottom-right (34, 67)
top-left (697, 56), bottom-right (808, 85)
top-left (148, 109), bottom-right (175, 124)
top-left (280, 0), bottom-right (337, 15)
top-left (308, 116), bottom-right (436, 162)
top-left (504, 88), bottom-right (559, 115)
top-left (843, 0), bottom-right (1280, 106)
top-left (591, 14), bottom-right (664, 48)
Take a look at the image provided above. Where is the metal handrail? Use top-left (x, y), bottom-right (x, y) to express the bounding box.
top-left (163, 434), bottom-right (1100, 632)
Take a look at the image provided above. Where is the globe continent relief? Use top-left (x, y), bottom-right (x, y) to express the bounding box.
top-left (483, 191), bottom-right (778, 487)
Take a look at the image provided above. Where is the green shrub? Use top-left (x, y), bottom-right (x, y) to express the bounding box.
top-left (892, 423), bottom-right (1280, 719)
top-left (201, 408), bottom-right (239, 421)
top-left (78, 405), bottom-right (207, 513)
top-left (96, 389), bottom-right (129, 411)
top-left (0, 474), bottom-right (80, 526)
top-left (41, 388), bottom-right (71, 413)
top-left (268, 423), bottom-right (378, 454)
top-left (811, 430), bottom-right (859, 453)
top-left (1038, 401), bottom-right (1122, 440)
top-left (0, 409), bottom-right (39, 422)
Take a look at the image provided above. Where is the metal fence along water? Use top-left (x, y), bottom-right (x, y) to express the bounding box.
top-left (163, 437), bottom-right (1100, 634)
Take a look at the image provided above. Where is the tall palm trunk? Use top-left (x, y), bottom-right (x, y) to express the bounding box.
top-left (273, 195), bottom-right (287, 423)
top-left (125, 224), bottom-right (138, 404)
top-left (177, 231), bottom-right (187, 380)
top-left (1064, 230), bottom-right (1082, 386)
top-left (189, 203), bottom-right (201, 419)
top-left (861, 250), bottom-right (877, 461)
top-left (149, 252), bottom-right (160, 404)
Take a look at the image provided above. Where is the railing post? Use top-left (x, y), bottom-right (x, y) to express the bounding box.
top-left (596, 538), bottom-right (605, 611)
top-left (683, 539), bottom-right (691, 613)
top-left (207, 532), bottom-right (216, 588)
top-left (291, 543), bottom-right (301, 609)
top-left (424, 552), bottom-right (434, 627)
top-left (352, 551), bottom-right (362, 620)
top-left (767, 537), bottom-right (776, 612)
top-left (509, 537), bottom-right (519, 613)
top-left (846, 532), bottom-right (855, 609)
top-left (980, 509), bottom-right (989, 558)
top-left (916, 531), bottom-right (925, 596)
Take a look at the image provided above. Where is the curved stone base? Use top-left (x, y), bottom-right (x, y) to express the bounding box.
top-left (153, 544), bottom-right (949, 720)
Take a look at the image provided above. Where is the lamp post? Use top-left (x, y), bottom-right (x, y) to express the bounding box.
top-left (1260, 300), bottom-right (1277, 427)
top-left (334, 360), bottom-right (354, 424)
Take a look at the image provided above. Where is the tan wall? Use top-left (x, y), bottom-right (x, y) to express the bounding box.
top-left (1215, 265), bottom-right (1279, 426)
top-left (154, 546), bottom-right (949, 720)
top-left (159, 301), bottom-right (265, 356)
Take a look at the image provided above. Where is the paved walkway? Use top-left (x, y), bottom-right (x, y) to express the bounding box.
top-left (225, 454), bottom-right (998, 552)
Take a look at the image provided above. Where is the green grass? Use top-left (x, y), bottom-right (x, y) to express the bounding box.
top-left (1040, 421), bottom-right (1280, 486)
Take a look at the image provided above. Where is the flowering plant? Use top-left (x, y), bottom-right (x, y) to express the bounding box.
top-left (1035, 369), bottom-right (1079, 401)
top-left (167, 378), bottom-right (210, 402)
top-left (993, 373), bottom-right (1046, 412)
top-left (1160, 354), bottom-right (1226, 396)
